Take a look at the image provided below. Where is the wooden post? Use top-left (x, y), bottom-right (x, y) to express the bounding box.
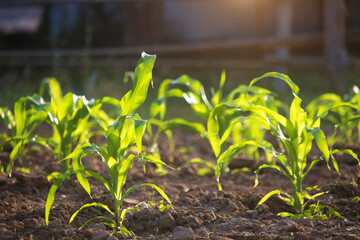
top-left (271, 0), bottom-right (293, 92)
top-left (324, 0), bottom-right (349, 93)
top-left (275, 0), bottom-right (293, 64)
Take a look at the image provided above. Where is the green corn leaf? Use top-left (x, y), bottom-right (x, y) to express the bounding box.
top-left (165, 131), bottom-right (176, 154)
top-left (224, 85), bottom-right (249, 103)
top-left (86, 144), bottom-right (117, 170)
top-left (329, 115), bottom-right (360, 148)
top-left (7, 139), bottom-right (29, 176)
top-left (105, 115), bottom-right (125, 160)
top-left (157, 79), bottom-right (172, 98)
top-left (46, 170), bottom-right (72, 225)
top-left (278, 212), bottom-right (294, 218)
top-left (115, 154), bottom-right (136, 199)
top-left (47, 78), bottom-right (63, 104)
top-left (14, 97), bottom-right (29, 136)
top-left (157, 118), bottom-right (206, 137)
top-left (120, 209), bottom-right (132, 224)
top-left (208, 104), bottom-right (228, 158)
top-left (31, 135), bottom-right (51, 150)
top-left (134, 117), bottom-right (147, 154)
top-left (72, 152), bottom-right (91, 196)
top-left (242, 105), bottom-right (295, 139)
top-left (180, 158), bottom-right (216, 172)
top-left (26, 111), bottom-right (47, 129)
top-left (303, 159), bottom-right (321, 180)
top-left (78, 216), bottom-right (115, 230)
top-left (174, 75), bottom-right (204, 101)
top-left (46, 172), bottom-right (61, 182)
top-left (216, 140), bottom-right (261, 185)
top-left (56, 93), bottom-right (74, 122)
top-left (272, 149), bottom-right (292, 174)
top-left (85, 103), bottom-right (108, 131)
top-left (120, 52), bottom-right (156, 115)
top-left (149, 98), bottom-right (166, 119)
top-left (46, 169), bottom-right (114, 225)
top-left (249, 72), bottom-right (299, 96)
top-left (101, 96), bottom-right (122, 109)
top-left (29, 94), bottom-right (56, 123)
top-left (310, 191), bottom-right (326, 200)
top-left (212, 70), bottom-right (226, 106)
top-left (166, 88), bottom-right (186, 98)
top-left (255, 190), bottom-right (283, 209)
top-left (65, 143), bottom-right (117, 186)
top-left (306, 127), bottom-right (329, 162)
top-left (226, 85), bottom-right (273, 103)
top-left (120, 183), bottom-right (172, 208)
top-left (306, 93), bottom-right (341, 118)
top-left (289, 94), bottom-right (306, 137)
top-left (118, 117), bottom-right (137, 156)
top-left (330, 148), bottom-right (359, 173)
top-left (39, 78), bottom-right (62, 104)
top-left (140, 152), bottom-right (174, 169)
top-left (69, 202), bottom-right (114, 224)
top-left (328, 207), bottom-right (343, 218)
top-left (254, 164), bottom-right (292, 188)
top-left (170, 75), bottom-right (212, 118)
top-left (330, 149), bottom-right (359, 163)
top-left (330, 102), bottom-right (360, 112)
top-left (219, 116), bottom-right (245, 147)
top-left (277, 193), bottom-right (294, 207)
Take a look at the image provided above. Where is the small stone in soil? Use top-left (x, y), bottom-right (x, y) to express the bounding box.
top-left (195, 226), bottom-right (210, 237)
top-left (171, 226), bottom-right (195, 240)
top-left (90, 230), bottom-right (110, 240)
top-left (23, 218), bottom-right (39, 229)
top-left (245, 210), bottom-right (259, 219)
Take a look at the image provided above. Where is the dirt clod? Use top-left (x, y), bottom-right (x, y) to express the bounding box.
top-left (171, 226), bottom-right (195, 240)
top-left (1, 130), bottom-right (360, 239)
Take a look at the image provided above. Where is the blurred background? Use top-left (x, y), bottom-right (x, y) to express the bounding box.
top-left (0, 0), bottom-right (359, 116)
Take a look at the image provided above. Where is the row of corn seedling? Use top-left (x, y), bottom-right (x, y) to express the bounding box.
top-left (1, 53), bottom-right (359, 234)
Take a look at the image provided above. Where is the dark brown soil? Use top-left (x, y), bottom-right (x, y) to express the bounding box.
top-left (1, 130), bottom-right (360, 240)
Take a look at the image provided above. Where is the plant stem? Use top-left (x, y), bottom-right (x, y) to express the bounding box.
top-left (293, 177), bottom-right (303, 214)
top-left (114, 199), bottom-right (121, 229)
top-left (60, 138), bottom-right (70, 172)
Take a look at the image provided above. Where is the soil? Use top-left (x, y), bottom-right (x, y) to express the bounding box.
top-left (1, 130), bottom-right (360, 240)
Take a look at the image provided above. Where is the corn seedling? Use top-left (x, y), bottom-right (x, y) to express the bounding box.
top-left (291, 201), bottom-right (342, 220)
top-left (306, 85), bottom-right (360, 144)
top-left (149, 72), bottom-right (277, 175)
top-left (0, 98), bottom-right (48, 176)
top-left (231, 72), bottom-right (359, 216)
top-left (30, 78), bottom-right (97, 172)
top-left (45, 53), bottom-right (173, 235)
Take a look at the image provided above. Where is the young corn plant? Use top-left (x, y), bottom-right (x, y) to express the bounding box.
top-left (207, 103), bottom-right (265, 190)
top-left (45, 53), bottom-right (173, 235)
top-left (236, 72), bottom-right (359, 216)
top-left (306, 85), bottom-right (360, 144)
top-left (0, 98), bottom-right (48, 176)
top-left (30, 78), bottom-right (97, 172)
top-left (149, 72), bottom-right (277, 173)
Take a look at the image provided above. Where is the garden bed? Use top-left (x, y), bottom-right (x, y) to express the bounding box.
top-left (1, 130), bottom-right (360, 240)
